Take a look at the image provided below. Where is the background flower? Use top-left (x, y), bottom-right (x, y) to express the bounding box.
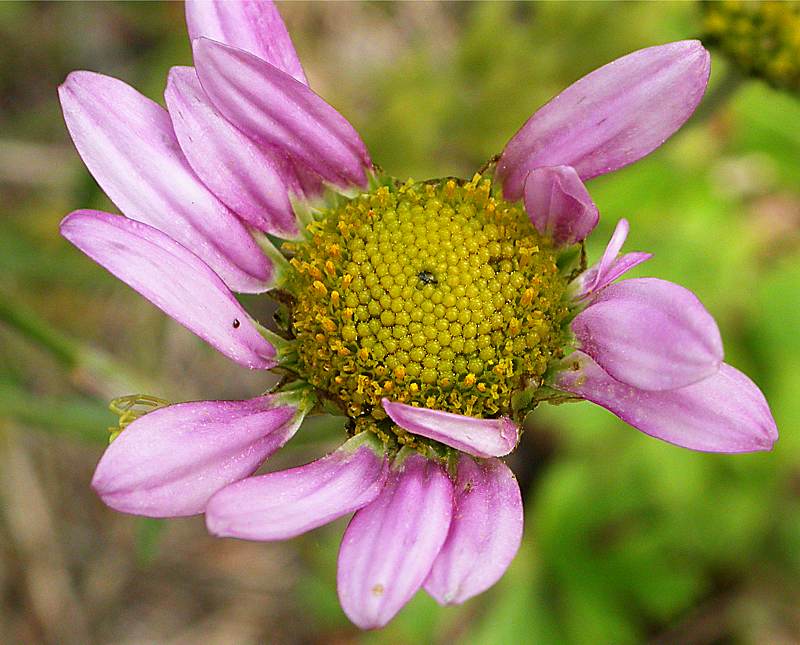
top-left (2, 2), bottom-right (800, 643)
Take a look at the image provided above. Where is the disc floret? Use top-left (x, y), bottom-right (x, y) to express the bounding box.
top-left (702, 0), bottom-right (800, 92)
top-left (282, 175), bottom-right (570, 443)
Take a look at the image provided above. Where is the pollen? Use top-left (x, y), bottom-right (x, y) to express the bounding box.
top-left (284, 176), bottom-right (569, 439)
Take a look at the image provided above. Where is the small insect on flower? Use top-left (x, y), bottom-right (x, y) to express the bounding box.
top-left (59, 0), bottom-right (777, 631)
top-left (107, 394), bottom-right (169, 442)
top-left (418, 270), bottom-right (438, 285)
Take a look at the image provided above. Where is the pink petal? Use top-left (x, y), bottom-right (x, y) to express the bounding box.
top-left (424, 456), bottom-right (523, 605)
top-left (58, 71), bottom-right (271, 293)
top-left (91, 391), bottom-right (310, 517)
top-left (572, 278), bottom-right (724, 391)
top-left (185, 0), bottom-right (307, 85)
top-left (577, 219), bottom-right (652, 298)
top-left (165, 66), bottom-right (300, 239)
top-left (523, 165), bottom-right (599, 246)
top-left (337, 452), bottom-right (453, 629)
top-left (554, 351), bottom-right (778, 453)
top-left (287, 156), bottom-right (325, 199)
top-left (382, 399), bottom-right (519, 458)
top-left (61, 210), bottom-right (278, 369)
top-left (193, 38), bottom-right (370, 189)
top-left (205, 433), bottom-right (389, 540)
top-left (498, 40), bottom-right (711, 200)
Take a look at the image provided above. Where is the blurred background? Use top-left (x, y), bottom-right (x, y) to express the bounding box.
top-left (2, 2), bottom-right (800, 643)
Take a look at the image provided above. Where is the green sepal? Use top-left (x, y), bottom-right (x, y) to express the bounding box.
top-left (391, 445), bottom-right (419, 469)
top-left (423, 439), bottom-right (451, 462)
top-left (392, 441), bottom-right (449, 467)
top-left (532, 385), bottom-right (582, 406)
top-left (321, 398), bottom-right (345, 417)
top-left (272, 302), bottom-right (292, 334)
top-left (252, 231), bottom-right (293, 289)
top-left (290, 193), bottom-right (322, 234)
top-left (366, 169), bottom-right (396, 192)
top-left (556, 241), bottom-right (586, 282)
top-left (538, 353), bottom-right (586, 406)
top-left (511, 387), bottom-right (535, 415)
top-left (320, 179), bottom-right (362, 202)
top-left (270, 382), bottom-right (316, 415)
top-left (341, 430), bottom-right (387, 457)
top-left (255, 322), bottom-right (297, 364)
top-left (290, 178), bottom-right (371, 232)
top-left (261, 385), bottom-right (317, 446)
top-left (289, 170), bottom-right (393, 235)
top-left (273, 378), bottom-right (312, 395)
top-left (444, 448), bottom-right (465, 479)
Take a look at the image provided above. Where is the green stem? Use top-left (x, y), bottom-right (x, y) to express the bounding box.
top-left (0, 290), bottom-right (157, 398)
top-left (0, 292), bottom-right (80, 368)
top-left (0, 378), bottom-right (108, 443)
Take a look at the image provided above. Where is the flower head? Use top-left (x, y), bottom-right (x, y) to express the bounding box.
top-left (59, 0), bottom-right (777, 630)
top-left (702, 0), bottom-right (800, 93)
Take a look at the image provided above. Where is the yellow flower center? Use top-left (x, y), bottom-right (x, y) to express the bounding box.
top-left (282, 175), bottom-right (569, 442)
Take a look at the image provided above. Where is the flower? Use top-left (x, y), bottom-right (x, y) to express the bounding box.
top-left (702, 0), bottom-right (800, 93)
top-left (59, 0), bottom-right (778, 630)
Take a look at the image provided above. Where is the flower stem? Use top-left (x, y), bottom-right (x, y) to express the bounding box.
top-left (0, 291), bottom-right (79, 368)
top-left (0, 290), bottom-right (156, 398)
top-left (0, 378), bottom-right (108, 443)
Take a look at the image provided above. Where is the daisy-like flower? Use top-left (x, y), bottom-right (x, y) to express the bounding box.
top-left (59, 1), bottom-right (778, 630)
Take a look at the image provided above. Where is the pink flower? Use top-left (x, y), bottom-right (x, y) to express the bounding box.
top-left (59, 1), bottom-right (777, 630)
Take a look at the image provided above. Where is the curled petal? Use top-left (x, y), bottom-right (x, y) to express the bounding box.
top-left (165, 66), bottom-right (300, 239)
top-left (523, 165), bottom-right (598, 246)
top-left (554, 351), bottom-right (778, 453)
top-left (578, 219), bottom-right (652, 298)
top-left (206, 433), bottom-right (389, 541)
top-left (424, 456), bottom-right (523, 605)
top-left (91, 392), bottom-right (310, 517)
top-left (61, 210), bottom-right (277, 369)
top-left (498, 40), bottom-right (711, 200)
top-left (185, 0), bottom-right (308, 85)
top-left (572, 278), bottom-right (724, 391)
top-left (58, 71), bottom-right (271, 293)
top-left (193, 38), bottom-right (371, 189)
top-left (382, 399), bottom-right (519, 458)
top-left (337, 452), bottom-right (453, 629)
top-left (581, 252), bottom-right (653, 298)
